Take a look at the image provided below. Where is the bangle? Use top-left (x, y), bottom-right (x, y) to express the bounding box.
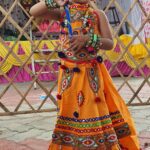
top-left (95, 35), bottom-right (102, 50)
top-left (85, 33), bottom-right (102, 53)
top-left (45, 0), bottom-right (60, 9)
top-left (85, 33), bottom-right (93, 48)
top-left (92, 34), bottom-right (97, 47)
top-left (85, 33), bottom-right (95, 53)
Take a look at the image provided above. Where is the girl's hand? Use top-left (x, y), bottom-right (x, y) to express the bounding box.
top-left (55, 0), bottom-right (68, 7)
top-left (67, 35), bottom-right (89, 53)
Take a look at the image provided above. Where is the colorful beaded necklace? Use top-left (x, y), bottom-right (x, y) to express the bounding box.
top-left (60, 3), bottom-right (95, 37)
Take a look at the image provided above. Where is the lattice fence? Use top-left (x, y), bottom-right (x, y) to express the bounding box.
top-left (0, 0), bottom-right (150, 116)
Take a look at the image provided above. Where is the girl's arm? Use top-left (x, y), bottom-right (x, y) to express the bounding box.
top-left (96, 10), bottom-right (114, 50)
top-left (29, 0), bottom-right (66, 20)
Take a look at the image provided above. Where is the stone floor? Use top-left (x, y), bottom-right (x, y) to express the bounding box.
top-left (0, 107), bottom-right (150, 150)
top-left (0, 77), bottom-right (150, 150)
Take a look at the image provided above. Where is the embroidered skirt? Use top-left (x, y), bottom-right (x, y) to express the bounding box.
top-left (48, 59), bottom-right (140, 150)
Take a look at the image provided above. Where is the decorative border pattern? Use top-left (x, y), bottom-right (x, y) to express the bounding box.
top-left (114, 123), bottom-right (131, 139)
top-left (52, 130), bottom-right (118, 149)
top-left (52, 110), bottom-right (131, 149)
top-left (57, 111), bottom-right (120, 123)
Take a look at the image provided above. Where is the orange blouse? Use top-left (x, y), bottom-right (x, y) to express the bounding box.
top-left (59, 4), bottom-right (101, 63)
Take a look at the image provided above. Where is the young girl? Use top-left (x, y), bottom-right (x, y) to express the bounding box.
top-left (30, 0), bottom-right (140, 149)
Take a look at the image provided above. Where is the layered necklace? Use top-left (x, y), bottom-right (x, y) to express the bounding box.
top-left (60, 3), bottom-right (95, 37)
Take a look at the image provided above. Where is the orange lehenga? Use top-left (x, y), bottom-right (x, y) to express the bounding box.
top-left (49, 3), bottom-right (140, 150)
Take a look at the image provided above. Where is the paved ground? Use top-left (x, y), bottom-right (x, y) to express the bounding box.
top-left (0, 77), bottom-right (150, 150)
top-left (1, 107), bottom-right (150, 150)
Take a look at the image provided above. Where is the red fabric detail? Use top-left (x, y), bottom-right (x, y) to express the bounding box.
top-left (82, 28), bottom-right (88, 34)
top-left (95, 97), bottom-right (101, 103)
top-left (56, 94), bottom-right (62, 100)
top-left (91, 60), bottom-right (97, 67)
top-left (60, 65), bottom-right (67, 70)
